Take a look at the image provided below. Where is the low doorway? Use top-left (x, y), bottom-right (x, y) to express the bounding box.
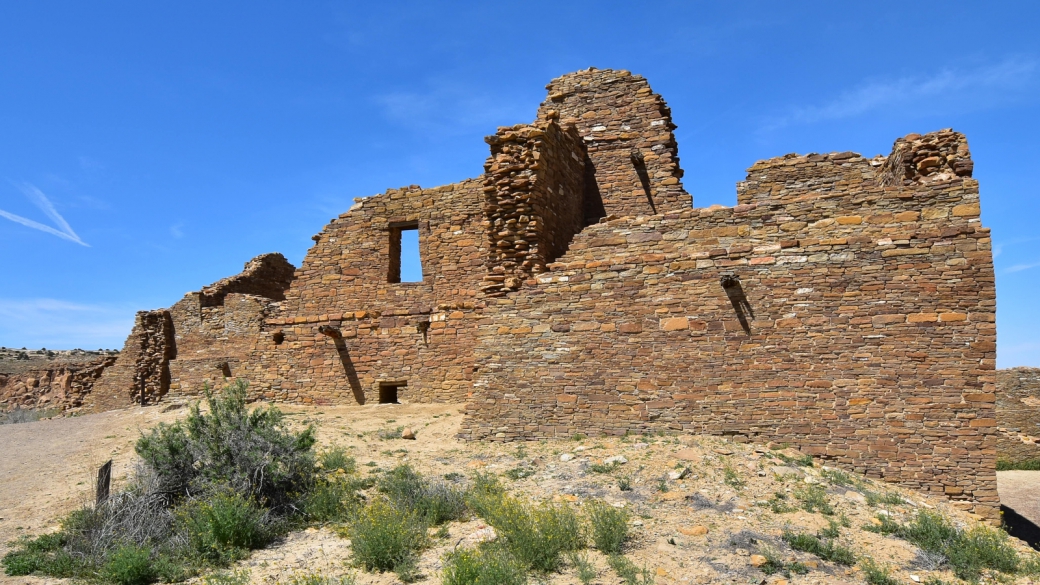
top-left (378, 381), bottom-right (406, 404)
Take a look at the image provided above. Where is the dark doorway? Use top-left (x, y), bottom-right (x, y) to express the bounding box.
top-left (379, 382), bottom-right (405, 404)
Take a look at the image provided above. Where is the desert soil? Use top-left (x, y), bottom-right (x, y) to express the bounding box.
top-left (2, 401), bottom-right (1038, 585)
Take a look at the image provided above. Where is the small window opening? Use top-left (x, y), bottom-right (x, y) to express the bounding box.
top-left (388, 221), bottom-right (423, 283)
top-left (272, 331), bottom-right (284, 345)
top-left (378, 381), bottom-right (405, 404)
top-left (218, 361), bottom-right (232, 378)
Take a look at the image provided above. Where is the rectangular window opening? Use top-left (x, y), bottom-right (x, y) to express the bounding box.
top-left (378, 381), bottom-right (405, 404)
top-left (388, 221), bottom-right (423, 283)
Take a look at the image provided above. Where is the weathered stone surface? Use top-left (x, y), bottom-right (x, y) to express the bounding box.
top-left (86, 68), bottom-right (999, 519)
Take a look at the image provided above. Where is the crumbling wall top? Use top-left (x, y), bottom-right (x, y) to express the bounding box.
top-left (199, 253), bottom-right (296, 307)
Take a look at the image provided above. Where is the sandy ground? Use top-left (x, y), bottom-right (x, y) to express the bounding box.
top-left (2, 402), bottom-right (1039, 585)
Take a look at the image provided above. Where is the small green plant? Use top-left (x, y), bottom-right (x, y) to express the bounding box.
top-left (767, 491), bottom-right (796, 513)
top-left (607, 554), bottom-right (654, 585)
top-left (515, 444), bottom-right (528, 460)
top-left (441, 546), bottom-right (527, 585)
top-left (378, 426), bottom-right (404, 440)
top-left (775, 452), bottom-right (814, 467)
top-left (782, 531), bottom-right (855, 565)
top-left (319, 447), bottom-right (356, 473)
top-left (656, 477), bottom-right (669, 492)
top-left (793, 484), bottom-right (834, 515)
top-left (444, 472), bottom-right (464, 481)
top-left (585, 499), bottom-right (629, 554)
top-left (202, 568), bottom-right (252, 585)
top-left (617, 476), bottom-right (632, 491)
top-left (346, 499), bottom-right (427, 573)
top-left (723, 464), bottom-right (745, 489)
top-left (864, 490), bottom-right (905, 506)
top-left (569, 551), bottom-right (596, 585)
top-left (757, 545), bottom-right (809, 577)
top-left (468, 487), bottom-right (582, 573)
top-left (572, 433), bottom-right (587, 441)
top-left (859, 559), bottom-right (899, 585)
top-left (101, 543), bottom-right (156, 585)
top-left (505, 466), bottom-right (535, 480)
top-left (820, 468), bottom-right (854, 486)
top-left (279, 572), bottom-right (356, 585)
top-left (302, 476), bottom-right (364, 523)
top-left (588, 461), bottom-right (622, 474)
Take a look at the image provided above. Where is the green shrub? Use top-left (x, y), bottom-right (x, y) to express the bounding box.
top-left (585, 499), bottom-right (629, 554)
top-left (820, 468), bottom-right (854, 486)
top-left (101, 543), bottom-right (156, 585)
top-left (782, 531), bottom-right (855, 565)
top-left (135, 380), bottom-right (316, 510)
top-left (860, 559), bottom-right (899, 585)
top-left (378, 464), bottom-right (466, 525)
top-left (864, 490), bottom-right (905, 506)
top-left (505, 466), bottom-right (535, 480)
top-left (588, 461), bottom-right (622, 474)
top-left (178, 491), bottom-right (271, 562)
top-left (302, 477), bottom-right (364, 523)
top-left (607, 555), bottom-right (654, 585)
top-left (793, 485), bottom-right (834, 515)
top-left (1, 533), bottom-right (82, 578)
top-left (757, 545), bottom-right (809, 577)
top-left (617, 476), bottom-right (632, 491)
top-left (472, 489), bottom-right (582, 573)
top-left (441, 546), bottom-right (527, 585)
top-left (202, 568), bottom-right (252, 585)
top-left (866, 509), bottom-right (1022, 582)
top-left (346, 500), bottom-right (427, 573)
top-left (568, 551), bottom-right (596, 585)
top-left (723, 465), bottom-right (745, 489)
top-left (318, 447), bottom-right (355, 473)
top-left (279, 572), bottom-right (356, 585)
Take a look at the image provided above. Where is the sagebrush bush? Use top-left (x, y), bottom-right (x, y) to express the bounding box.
top-left (302, 477), bottom-right (364, 523)
top-left (441, 546), bottom-right (527, 585)
top-left (867, 509), bottom-right (1023, 581)
top-left (607, 555), bottom-right (654, 585)
top-left (178, 491), bottom-right (272, 562)
top-left (471, 487), bottom-right (582, 573)
top-left (101, 543), bottom-right (156, 585)
top-left (585, 499), bottom-right (628, 554)
top-left (136, 380), bottom-right (316, 510)
top-left (379, 464), bottom-right (467, 525)
top-left (346, 499), bottom-right (427, 573)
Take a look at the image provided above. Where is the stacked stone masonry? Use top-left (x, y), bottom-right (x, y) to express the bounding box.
top-left (994, 368), bottom-right (1040, 463)
top-left (90, 68), bottom-right (999, 519)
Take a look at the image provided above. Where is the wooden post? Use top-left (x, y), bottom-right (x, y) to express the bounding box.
top-left (96, 459), bottom-right (112, 506)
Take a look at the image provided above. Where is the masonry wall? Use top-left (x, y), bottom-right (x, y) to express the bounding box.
top-left (995, 367), bottom-right (1040, 463)
top-left (244, 180), bottom-right (489, 404)
top-left (0, 356), bottom-right (116, 412)
top-left (461, 131), bottom-right (999, 518)
top-left (482, 121), bottom-right (586, 296)
top-left (537, 68), bottom-right (688, 219)
top-left (90, 253), bottom-right (295, 408)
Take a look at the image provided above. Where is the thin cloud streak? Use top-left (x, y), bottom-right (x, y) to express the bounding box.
top-left (0, 298), bottom-right (134, 350)
top-left (0, 182), bottom-right (88, 246)
top-left (1006, 261), bottom-right (1040, 273)
top-left (763, 58), bottom-right (1037, 131)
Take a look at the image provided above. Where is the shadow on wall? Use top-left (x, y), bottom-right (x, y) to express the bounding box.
top-left (630, 149), bottom-right (656, 214)
top-left (721, 275), bottom-right (754, 336)
top-left (318, 325), bottom-right (365, 404)
top-left (583, 155), bottom-right (606, 225)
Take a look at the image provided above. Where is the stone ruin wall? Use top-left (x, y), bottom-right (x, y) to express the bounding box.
top-left (241, 181), bottom-right (489, 405)
top-left (83, 68), bottom-right (1004, 518)
top-left (994, 368), bottom-right (1040, 463)
top-left (88, 253), bottom-right (295, 410)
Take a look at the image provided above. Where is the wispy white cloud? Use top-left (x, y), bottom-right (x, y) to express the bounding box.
top-left (170, 223), bottom-right (184, 238)
top-left (1006, 261), bottom-right (1040, 274)
top-left (0, 298), bottom-right (134, 350)
top-left (763, 58), bottom-right (1037, 131)
top-left (0, 183), bottom-right (89, 246)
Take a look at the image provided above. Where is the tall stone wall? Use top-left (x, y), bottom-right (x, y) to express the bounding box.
top-left (536, 68), bottom-right (688, 219)
top-left (995, 368), bottom-right (1040, 463)
top-left (90, 310), bottom-right (175, 410)
top-left (90, 254), bottom-right (295, 407)
top-left (482, 121), bottom-right (586, 296)
top-left (460, 129), bottom-right (998, 518)
top-left (244, 180), bottom-right (489, 405)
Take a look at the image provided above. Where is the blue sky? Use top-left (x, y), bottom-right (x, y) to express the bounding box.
top-left (1, 2), bottom-right (1037, 367)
